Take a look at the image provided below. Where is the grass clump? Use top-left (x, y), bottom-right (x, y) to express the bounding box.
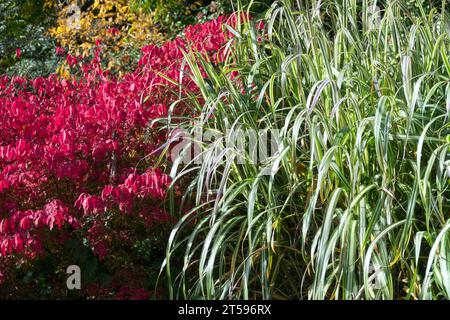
top-left (164, 0), bottom-right (450, 299)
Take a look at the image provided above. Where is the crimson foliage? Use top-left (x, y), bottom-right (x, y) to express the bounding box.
top-left (0, 15), bottom-right (232, 298)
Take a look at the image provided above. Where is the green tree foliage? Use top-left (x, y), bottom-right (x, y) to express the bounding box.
top-left (0, 0), bottom-right (58, 77)
top-left (129, 0), bottom-right (273, 38)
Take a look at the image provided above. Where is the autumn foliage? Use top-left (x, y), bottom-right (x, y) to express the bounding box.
top-left (0, 16), bottom-right (231, 298)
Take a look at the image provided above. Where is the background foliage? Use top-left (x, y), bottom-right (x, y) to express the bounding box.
top-left (0, 0), bottom-right (58, 77)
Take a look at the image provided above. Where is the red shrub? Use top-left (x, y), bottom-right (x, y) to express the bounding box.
top-left (0, 16), bottom-right (236, 298)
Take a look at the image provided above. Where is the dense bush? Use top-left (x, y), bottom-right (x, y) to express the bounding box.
top-left (0, 16), bottom-right (231, 298)
top-left (49, 1), bottom-right (164, 57)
